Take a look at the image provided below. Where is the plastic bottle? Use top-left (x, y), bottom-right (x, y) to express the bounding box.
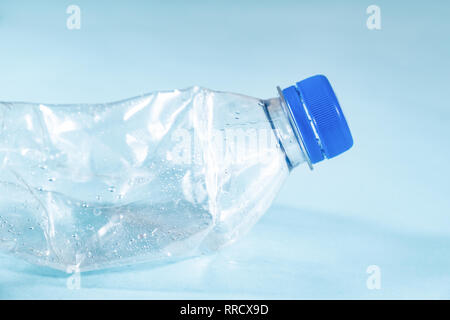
top-left (0, 75), bottom-right (353, 271)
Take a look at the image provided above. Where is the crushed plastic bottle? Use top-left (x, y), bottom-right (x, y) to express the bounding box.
top-left (0, 75), bottom-right (353, 271)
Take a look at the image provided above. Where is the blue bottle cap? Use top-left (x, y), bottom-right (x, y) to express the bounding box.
top-left (282, 75), bottom-right (353, 165)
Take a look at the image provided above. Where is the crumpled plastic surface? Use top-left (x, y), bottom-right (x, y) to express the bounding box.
top-left (0, 87), bottom-right (288, 271)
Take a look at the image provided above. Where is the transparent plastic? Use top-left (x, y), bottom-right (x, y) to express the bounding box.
top-left (0, 86), bottom-right (304, 271)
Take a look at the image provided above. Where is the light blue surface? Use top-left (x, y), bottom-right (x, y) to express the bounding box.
top-left (1, 0), bottom-right (450, 299)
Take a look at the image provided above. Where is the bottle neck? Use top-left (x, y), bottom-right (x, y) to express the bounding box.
top-left (264, 94), bottom-right (311, 170)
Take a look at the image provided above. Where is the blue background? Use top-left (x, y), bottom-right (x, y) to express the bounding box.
top-left (0, 0), bottom-right (449, 299)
